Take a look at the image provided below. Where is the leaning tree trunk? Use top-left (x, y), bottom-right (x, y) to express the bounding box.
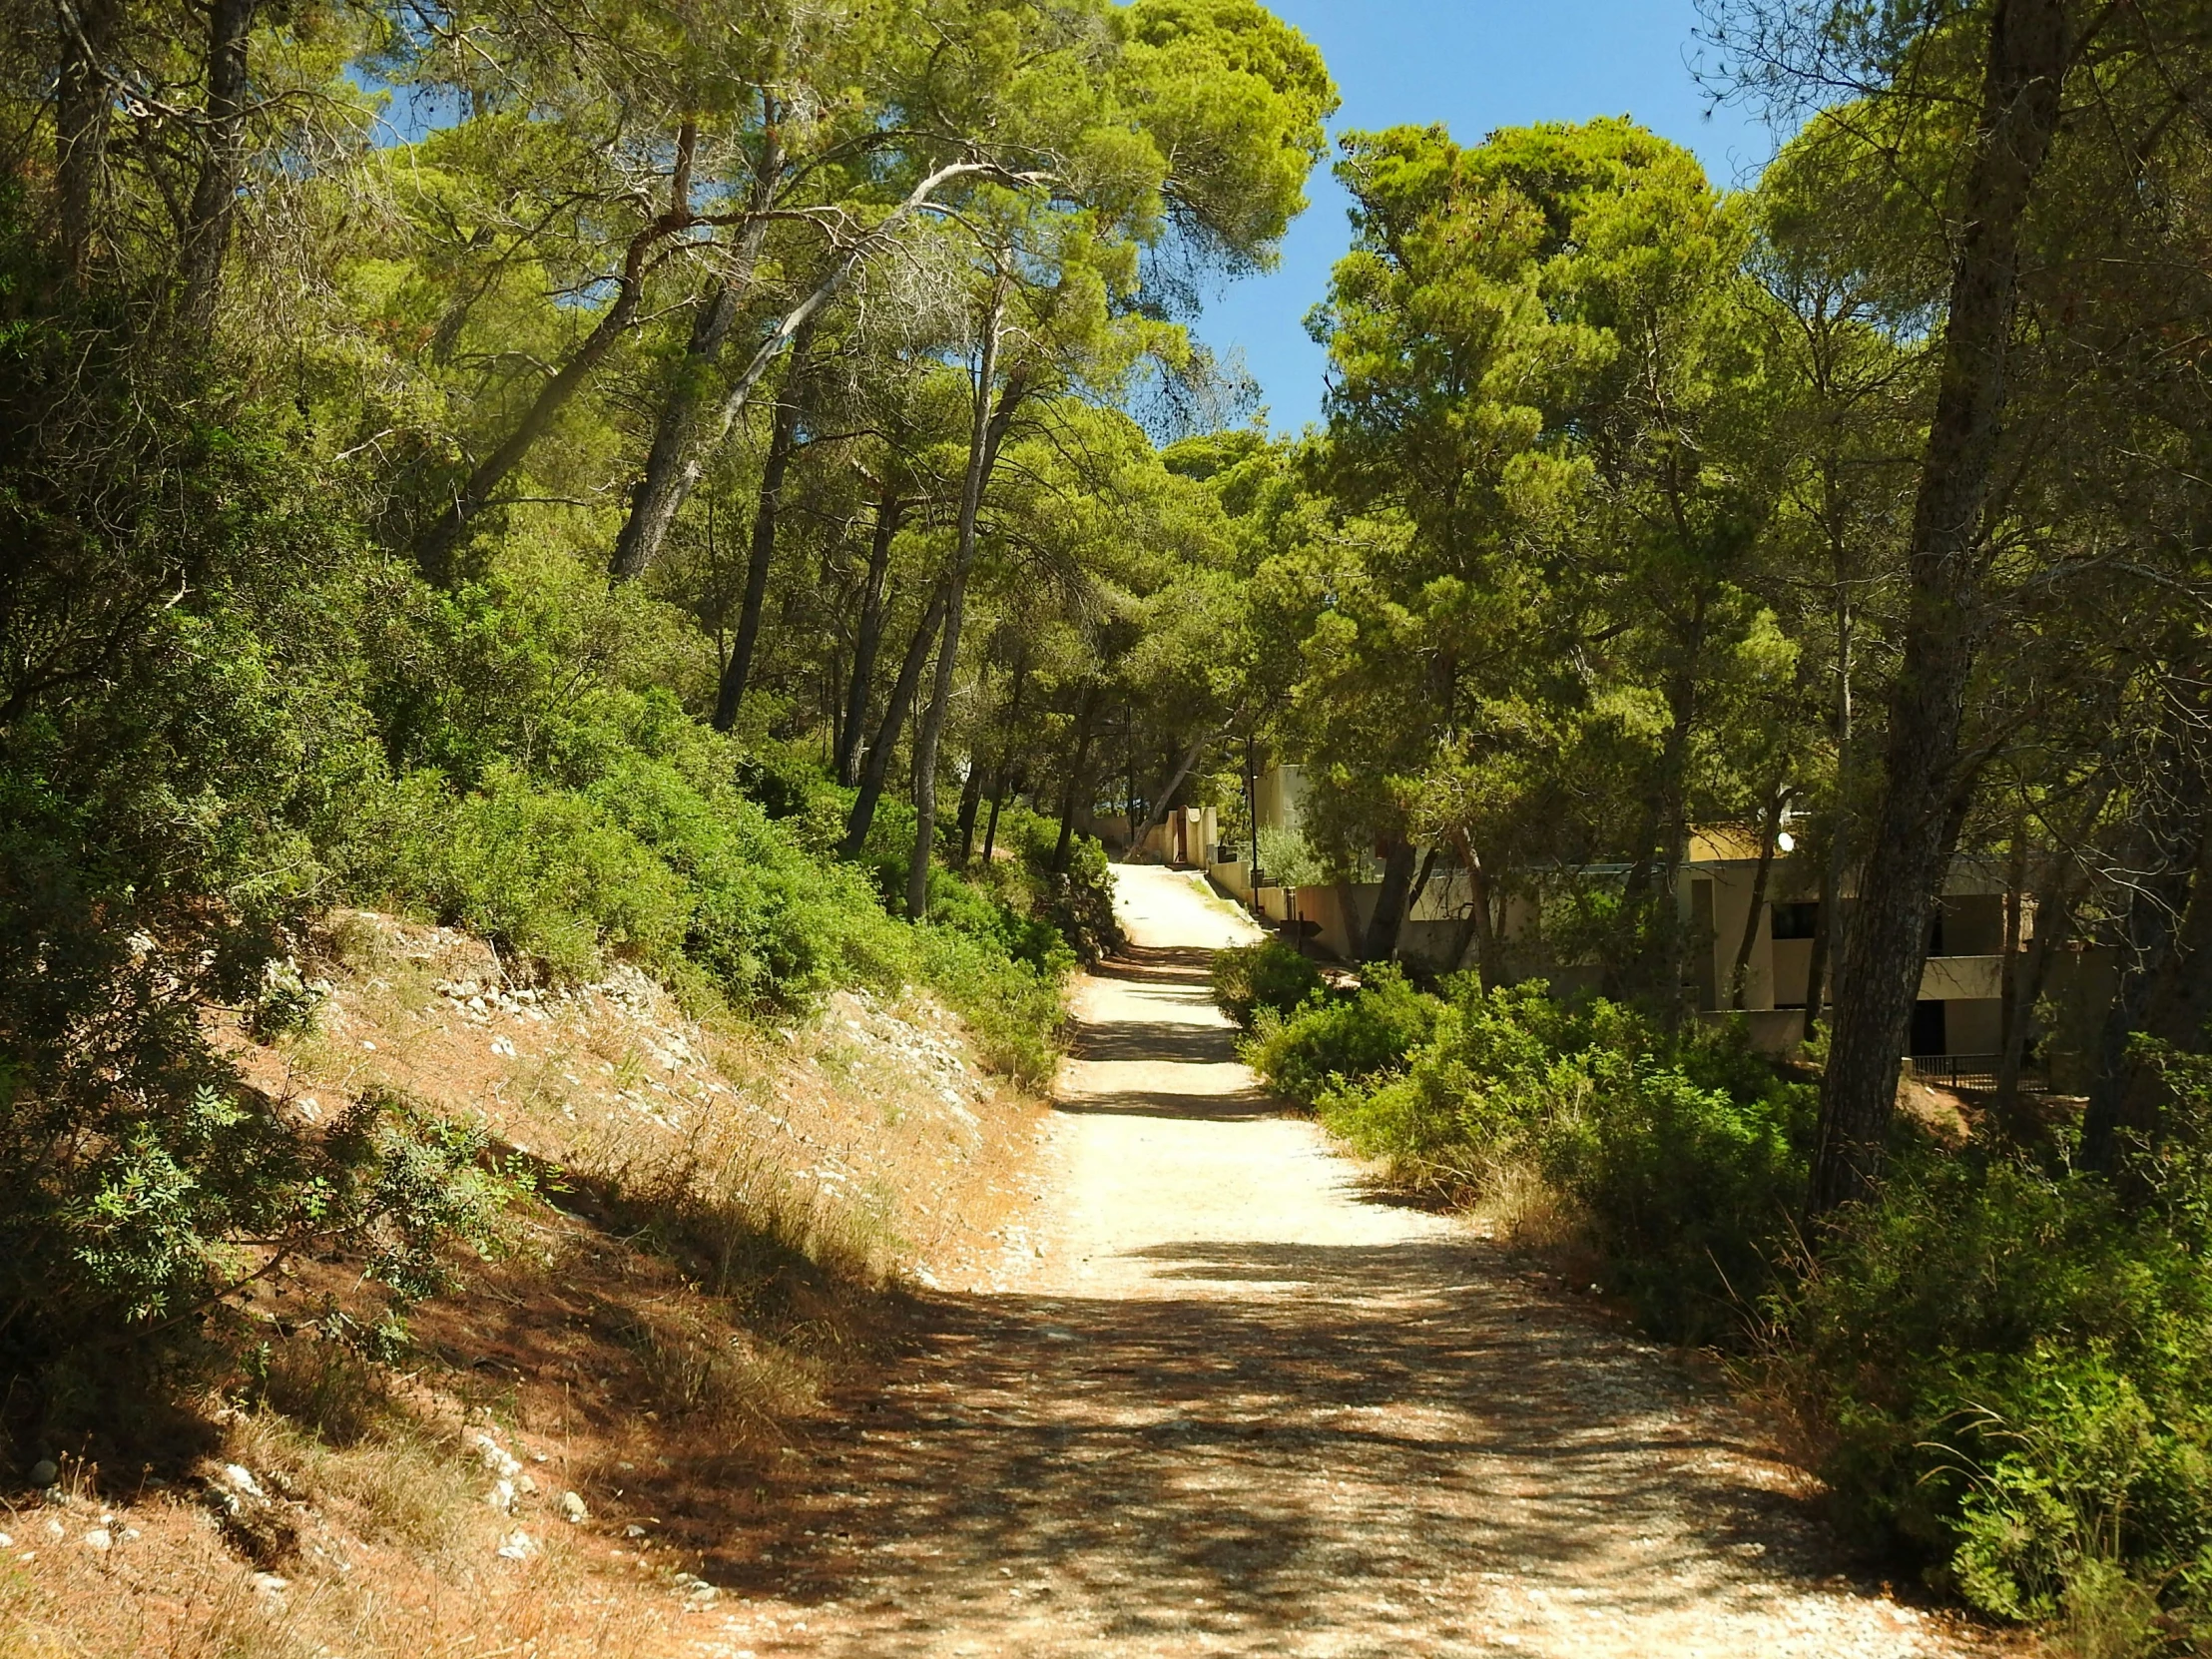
top-left (177, 0), bottom-right (256, 334)
top-left (834, 486), bottom-right (905, 785)
top-left (1808, 0), bottom-right (2073, 1218)
top-left (710, 318), bottom-right (819, 731)
top-left (1129, 724), bottom-right (1223, 852)
top-left (905, 283), bottom-right (1023, 918)
top-left (1361, 836), bottom-right (1420, 965)
top-left (418, 123), bottom-right (700, 581)
top-left (614, 158), bottom-right (1017, 584)
top-left (605, 159), bottom-right (780, 584)
top-left (840, 579), bottom-right (949, 862)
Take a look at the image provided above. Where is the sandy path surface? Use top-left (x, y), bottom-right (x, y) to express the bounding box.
top-left (703, 864), bottom-right (2007, 1658)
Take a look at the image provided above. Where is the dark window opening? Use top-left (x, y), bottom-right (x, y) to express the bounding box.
top-left (1911, 1000), bottom-right (1948, 1057)
top-left (1771, 901), bottom-right (1820, 940)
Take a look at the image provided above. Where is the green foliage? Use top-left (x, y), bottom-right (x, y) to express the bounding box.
top-left (1242, 963), bottom-right (1436, 1106)
top-left (1776, 1139), bottom-right (2212, 1640)
top-left (1257, 975), bottom-right (1810, 1344)
top-left (1209, 936), bottom-right (1323, 1027)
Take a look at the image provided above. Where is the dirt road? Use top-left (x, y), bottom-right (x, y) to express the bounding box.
top-left (704, 864), bottom-right (2003, 1658)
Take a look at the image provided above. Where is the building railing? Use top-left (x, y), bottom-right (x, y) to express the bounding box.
top-left (1903, 1054), bottom-right (2044, 1092)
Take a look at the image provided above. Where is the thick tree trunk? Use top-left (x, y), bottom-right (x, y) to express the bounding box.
top-left (953, 757), bottom-right (987, 866)
top-left (1361, 837), bottom-right (1421, 965)
top-left (55, 0), bottom-right (121, 287)
top-left (2111, 830), bottom-right (2212, 1153)
top-left (905, 284), bottom-right (1022, 918)
top-left (2082, 795), bottom-right (2210, 1171)
top-left (1731, 784), bottom-right (1791, 1010)
top-left (709, 319), bottom-right (819, 731)
top-left (982, 770), bottom-right (1022, 866)
top-left (177, 0), bottom-right (256, 333)
top-left (839, 579), bottom-right (949, 861)
top-left (1448, 831), bottom-right (1504, 985)
top-left (1808, 0), bottom-right (2072, 1217)
top-left (1051, 684), bottom-right (1104, 874)
top-left (834, 487), bottom-right (905, 784)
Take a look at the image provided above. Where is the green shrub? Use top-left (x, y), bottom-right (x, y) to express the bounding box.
top-left (1293, 977), bottom-right (1808, 1343)
top-left (1775, 1147), bottom-right (2212, 1637)
top-left (1244, 963), bottom-right (1437, 1106)
top-left (1210, 938), bottom-right (1325, 1028)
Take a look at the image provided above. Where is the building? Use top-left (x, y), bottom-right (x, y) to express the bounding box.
top-left (1216, 766), bottom-right (2049, 1069)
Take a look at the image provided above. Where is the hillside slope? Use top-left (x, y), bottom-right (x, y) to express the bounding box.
top-left (1, 911), bottom-right (1052, 1659)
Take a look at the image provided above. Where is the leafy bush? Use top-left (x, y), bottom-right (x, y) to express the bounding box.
top-left (1775, 1141), bottom-right (2212, 1639)
top-left (1271, 975), bottom-right (1809, 1342)
top-left (1210, 937), bottom-right (1325, 1028)
top-left (1245, 962), bottom-right (1438, 1106)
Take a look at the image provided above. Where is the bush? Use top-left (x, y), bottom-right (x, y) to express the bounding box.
top-left (1244, 963), bottom-right (1437, 1106)
top-left (1774, 1145), bottom-right (2212, 1637)
top-left (1280, 976), bottom-right (1809, 1343)
top-left (1210, 938), bottom-right (1325, 1028)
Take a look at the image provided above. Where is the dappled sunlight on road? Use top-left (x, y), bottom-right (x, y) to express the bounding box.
top-left (698, 867), bottom-right (2004, 1659)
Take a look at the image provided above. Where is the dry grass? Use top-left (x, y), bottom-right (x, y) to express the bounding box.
top-left (7, 909), bottom-right (1056, 1659)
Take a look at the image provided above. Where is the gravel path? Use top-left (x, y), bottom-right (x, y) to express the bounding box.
top-left (701, 864), bottom-right (2009, 1658)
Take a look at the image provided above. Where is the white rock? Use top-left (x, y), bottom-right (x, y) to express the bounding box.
top-left (222, 1463), bottom-right (263, 1498)
top-left (0, 1532), bottom-right (10, 1548)
top-left (490, 1036), bottom-right (517, 1058)
top-left (486, 1479), bottom-right (516, 1513)
top-left (467, 1432), bottom-right (522, 1480)
top-left (558, 1491), bottom-right (588, 1524)
top-left (43, 1519), bottom-right (66, 1541)
top-left (496, 1530), bottom-right (536, 1560)
top-left (250, 1572), bottom-right (287, 1594)
top-left (516, 1472), bottom-right (538, 1496)
top-left (81, 1528), bottom-right (111, 1551)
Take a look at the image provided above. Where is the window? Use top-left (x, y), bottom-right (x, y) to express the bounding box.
top-left (1771, 901), bottom-right (1820, 940)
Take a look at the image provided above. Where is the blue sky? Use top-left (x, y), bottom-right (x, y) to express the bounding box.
top-left (1195, 1), bottom-right (1783, 432)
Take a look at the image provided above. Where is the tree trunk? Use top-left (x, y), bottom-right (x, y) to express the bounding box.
top-left (954, 756), bottom-right (987, 865)
top-left (1448, 830), bottom-right (1504, 985)
top-left (834, 486), bottom-right (905, 785)
top-left (1808, 0), bottom-right (2072, 1218)
top-left (2111, 827), bottom-right (2212, 1156)
top-left (1051, 684), bottom-right (1104, 874)
top-left (55, 0), bottom-right (121, 287)
top-left (2082, 792), bottom-right (2210, 1171)
top-left (905, 282), bottom-right (1023, 918)
top-left (177, 0), bottom-right (256, 333)
top-left (982, 770), bottom-right (1022, 866)
top-left (1731, 783), bottom-right (1791, 1010)
top-left (613, 158), bottom-right (1014, 584)
top-left (1131, 726), bottom-right (1218, 848)
top-left (1361, 836), bottom-right (1421, 965)
top-left (709, 318), bottom-right (819, 731)
top-left (417, 123), bottom-right (700, 581)
top-left (1994, 819), bottom-right (2029, 1089)
top-left (606, 265), bottom-right (755, 582)
top-left (964, 658), bottom-right (1027, 864)
top-left (839, 579), bottom-right (949, 861)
